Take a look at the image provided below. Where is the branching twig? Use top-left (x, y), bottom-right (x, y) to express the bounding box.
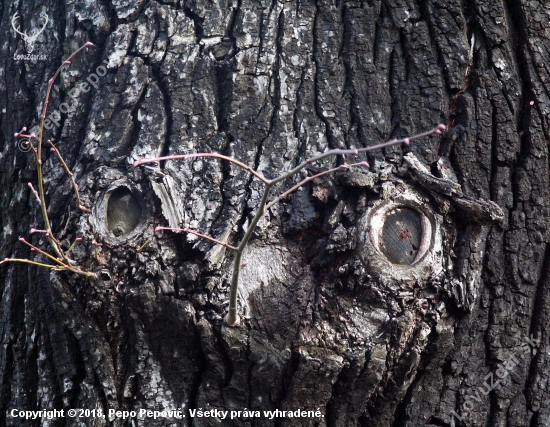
top-left (0, 258), bottom-right (63, 270)
top-left (134, 152), bottom-right (270, 184)
top-left (35, 42), bottom-right (94, 261)
top-left (18, 237), bottom-right (65, 266)
top-left (5, 43), bottom-right (97, 279)
top-left (265, 161), bottom-right (369, 211)
top-left (49, 140), bottom-right (90, 212)
top-left (134, 124), bottom-right (446, 326)
top-left (0, 237), bottom-right (96, 277)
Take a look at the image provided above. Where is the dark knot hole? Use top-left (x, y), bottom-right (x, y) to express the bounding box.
top-left (106, 187), bottom-right (143, 236)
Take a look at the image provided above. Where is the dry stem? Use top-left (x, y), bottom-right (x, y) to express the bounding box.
top-left (49, 140), bottom-right (90, 212)
top-left (5, 42), bottom-right (97, 279)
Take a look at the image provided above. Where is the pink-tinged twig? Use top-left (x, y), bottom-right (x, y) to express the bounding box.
top-left (91, 239), bottom-right (105, 264)
top-left (66, 237), bottom-right (82, 255)
top-left (10, 237), bottom-right (96, 277)
top-left (30, 228), bottom-right (50, 235)
top-left (16, 132), bottom-right (37, 157)
top-left (265, 161), bottom-right (369, 211)
top-left (18, 237), bottom-right (65, 266)
top-left (29, 227), bottom-right (61, 245)
top-left (27, 183), bottom-right (42, 206)
top-left (134, 126), bottom-right (445, 190)
top-left (39, 42), bottom-right (95, 125)
top-left (155, 226), bottom-right (238, 251)
top-left (5, 43), bottom-right (97, 279)
top-left (269, 125), bottom-right (446, 186)
top-left (49, 141), bottom-right (90, 212)
top-left (134, 153), bottom-right (270, 184)
top-left (0, 258), bottom-right (63, 270)
top-left (16, 133), bottom-right (36, 140)
top-left (35, 42), bottom-right (95, 261)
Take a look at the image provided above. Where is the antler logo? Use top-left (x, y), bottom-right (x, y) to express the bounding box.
top-left (11, 11), bottom-right (48, 54)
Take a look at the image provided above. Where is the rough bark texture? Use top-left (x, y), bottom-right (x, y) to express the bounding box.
top-left (1, 0), bottom-right (549, 426)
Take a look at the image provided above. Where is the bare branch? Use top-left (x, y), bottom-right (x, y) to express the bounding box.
top-left (270, 125), bottom-right (445, 186)
top-left (134, 153), bottom-right (270, 184)
top-left (49, 141), bottom-right (90, 212)
top-left (155, 226), bottom-right (238, 251)
top-left (265, 161), bottom-right (369, 211)
top-left (4, 43), bottom-right (98, 278)
top-left (34, 42), bottom-right (95, 261)
top-left (133, 120), bottom-right (446, 327)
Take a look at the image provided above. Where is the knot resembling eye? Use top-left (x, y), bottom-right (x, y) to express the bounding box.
top-left (379, 207), bottom-right (423, 265)
top-left (106, 187), bottom-right (144, 236)
top-left (369, 201), bottom-right (433, 267)
top-left (357, 188), bottom-right (442, 286)
top-left (89, 177), bottom-right (151, 247)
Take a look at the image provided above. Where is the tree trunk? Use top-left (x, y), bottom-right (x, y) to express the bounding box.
top-left (1, 0), bottom-right (549, 426)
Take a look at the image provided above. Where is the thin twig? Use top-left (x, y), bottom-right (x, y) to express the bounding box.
top-left (16, 237), bottom-right (95, 277)
top-left (64, 266), bottom-right (97, 277)
top-left (0, 258), bottom-right (63, 269)
top-left (225, 183), bottom-right (272, 326)
top-left (92, 239), bottom-right (103, 264)
top-left (36, 42), bottom-right (95, 261)
top-left (0, 255), bottom-right (96, 278)
top-left (4, 43), bottom-right (97, 279)
top-left (136, 237), bottom-right (152, 253)
top-left (27, 183), bottom-right (42, 206)
top-left (134, 153), bottom-right (270, 184)
top-left (155, 226), bottom-right (238, 251)
top-left (269, 127), bottom-right (442, 186)
top-left (18, 237), bottom-right (65, 266)
top-left (49, 141), bottom-right (90, 212)
top-left (66, 237), bottom-right (82, 255)
top-left (265, 161), bottom-right (369, 211)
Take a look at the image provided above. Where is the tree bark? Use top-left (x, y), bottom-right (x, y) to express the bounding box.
top-left (1, 0), bottom-right (549, 426)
